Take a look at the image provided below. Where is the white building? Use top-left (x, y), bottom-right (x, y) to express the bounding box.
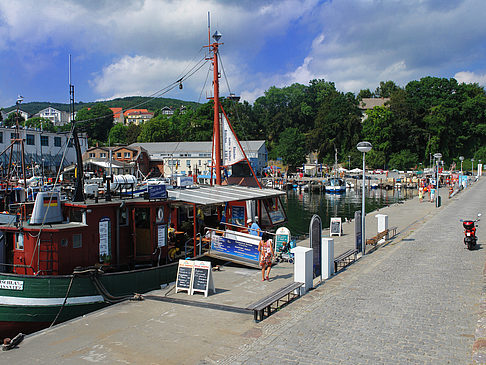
top-left (0, 126), bottom-right (88, 174)
top-left (130, 140), bottom-right (267, 177)
top-left (35, 107), bottom-right (70, 126)
top-left (6, 109), bottom-right (30, 122)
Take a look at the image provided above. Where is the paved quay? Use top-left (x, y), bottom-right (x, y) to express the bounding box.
top-left (2, 179), bottom-right (484, 364)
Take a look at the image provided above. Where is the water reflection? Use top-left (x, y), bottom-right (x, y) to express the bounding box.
top-left (282, 188), bottom-right (415, 237)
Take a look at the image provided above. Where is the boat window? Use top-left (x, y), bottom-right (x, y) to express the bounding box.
top-left (73, 234), bottom-right (82, 248)
top-left (261, 197), bottom-right (286, 226)
top-left (61, 239), bottom-right (68, 248)
top-left (69, 209), bottom-right (83, 223)
top-left (15, 233), bottom-right (24, 250)
top-left (120, 207), bottom-right (128, 226)
top-left (134, 208), bottom-right (150, 229)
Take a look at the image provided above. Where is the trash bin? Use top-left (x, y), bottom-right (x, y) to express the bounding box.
top-left (437, 195), bottom-right (441, 207)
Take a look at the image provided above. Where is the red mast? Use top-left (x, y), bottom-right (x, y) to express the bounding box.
top-left (211, 33), bottom-right (222, 185)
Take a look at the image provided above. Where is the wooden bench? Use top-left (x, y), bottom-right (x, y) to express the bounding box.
top-left (247, 282), bottom-right (304, 322)
top-left (366, 226), bottom-right (399, 246)
top-left (334, 248), bottom-right (358, 272)
top-left (366, 230), bottom-right (388, 246)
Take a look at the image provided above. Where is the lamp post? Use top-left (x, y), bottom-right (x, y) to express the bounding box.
top-left (433, 153), bottom-right (442, 207)
top-left (357, 141), bottom-right (372, 255)
top-left (459, 156), bottom-right (464, 174)
top-left (471, 158), bottom-right (475, 176)
top-left (348, 155), bottom-right (351, 171)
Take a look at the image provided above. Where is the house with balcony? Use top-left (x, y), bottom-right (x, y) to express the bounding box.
top-left (35, 106), bottom-right (70, 126)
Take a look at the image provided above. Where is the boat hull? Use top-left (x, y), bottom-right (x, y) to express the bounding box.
top-left (0, 263), bottom-right (178, 338)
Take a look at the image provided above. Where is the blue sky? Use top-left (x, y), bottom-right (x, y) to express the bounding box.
top-left (1, 0), bottom-right (486, 108)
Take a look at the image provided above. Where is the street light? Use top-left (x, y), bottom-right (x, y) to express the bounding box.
top-left (433, 153), bottom-right (442, 207)
top-left (357, 141), bottom-right (372, 255)
top-left (471, 158), bottom-right (475, 176)
top-left (459, 156), bottom-right (464, 174)
top-left (348, 155), bottom-right (351, 171)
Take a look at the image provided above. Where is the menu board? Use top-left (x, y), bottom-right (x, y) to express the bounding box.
top-left (330, 217), bottom-right (342, 237)
top-left (175, 260), bottom-right (194, 294)
top-left (191, 260), bottom-right (214, 297)
top-left (175, 260), bottom-right (215, 297)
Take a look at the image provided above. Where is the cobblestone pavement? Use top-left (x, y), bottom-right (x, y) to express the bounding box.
top-left (217, 179), bottom-right (486, 365)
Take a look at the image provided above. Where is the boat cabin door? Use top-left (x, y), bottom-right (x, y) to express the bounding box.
top-left (132, 207), bottom-right (151, 259)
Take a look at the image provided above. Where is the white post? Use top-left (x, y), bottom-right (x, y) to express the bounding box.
top-left (291, 246), bottom-right (313, 295)
top-left (375, 214), bottom-right (389, 241)
top-left (321, 238), bottom-right (334, 280)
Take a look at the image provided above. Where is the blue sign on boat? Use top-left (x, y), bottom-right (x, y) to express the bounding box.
top-left (210, 235), bottom-right (259, 264)
top-left (148, 184), bottom-right (167, 199)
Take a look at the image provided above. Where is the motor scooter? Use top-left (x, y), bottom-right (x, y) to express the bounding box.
top-left (461, 213), bottom-right (481, 250)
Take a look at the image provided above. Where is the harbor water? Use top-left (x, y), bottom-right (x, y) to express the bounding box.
top-left (282, 187), bottom-right (416, 237)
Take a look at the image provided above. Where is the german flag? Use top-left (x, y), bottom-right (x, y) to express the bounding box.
top-left (43, 196), bottom-right (58, 207)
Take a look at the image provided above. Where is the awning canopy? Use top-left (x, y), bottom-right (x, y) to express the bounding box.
top-left (168, 185), bottom-right (284, 206)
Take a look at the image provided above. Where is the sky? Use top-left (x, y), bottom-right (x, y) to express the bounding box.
top-left (1, 0), bottom-right (486, 108)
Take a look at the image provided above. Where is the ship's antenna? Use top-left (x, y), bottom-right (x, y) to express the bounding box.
top-left (208, 11), bottom-right (211, 46)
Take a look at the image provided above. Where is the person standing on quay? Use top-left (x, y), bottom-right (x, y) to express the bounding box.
top-left (259, 232), bottom-right (274, 281)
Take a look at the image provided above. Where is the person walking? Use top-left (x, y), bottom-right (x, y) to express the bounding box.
top-left (258, 232), bottom-right (274, 281)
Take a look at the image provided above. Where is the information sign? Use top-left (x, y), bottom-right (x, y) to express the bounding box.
top-left (210, 235), bottom-right (260, 263)
top-left (99, 217), bottom-right (111, 262)
top-left (330, 217), bottom-right (342, 237)
top-left (231, 206), bottom-right (245, 226)
top-left (190, 260), bottom-right (215, 297)
top-left (148, 184), bottom-right (167, 199)
top-left (175, 260), bottom-right (194, 294)
top-left (157, 224), bottom-right (167, 248)
top-left (275, 227), bottom-right (291, 253)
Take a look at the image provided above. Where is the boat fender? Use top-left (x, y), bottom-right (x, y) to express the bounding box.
top-left (130, 293), bottom-right (144, 301)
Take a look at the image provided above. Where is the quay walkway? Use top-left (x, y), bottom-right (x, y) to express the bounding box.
top-left (2, 178), bottom-right (484, 364)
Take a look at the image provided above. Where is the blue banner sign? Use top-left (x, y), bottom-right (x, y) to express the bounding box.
top-left (210, 235), bottom-right (259, 263)
top-left (148, 184), bottom-right (167, 199)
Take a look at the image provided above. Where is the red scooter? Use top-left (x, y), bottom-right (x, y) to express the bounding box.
top-left (462, 214), bottom-right (481, 250)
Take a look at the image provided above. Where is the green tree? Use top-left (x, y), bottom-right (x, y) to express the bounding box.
top-left (126, 124), bottom-right (141, 145)
top-left (276, 128), bottom-right (306, 171)
top-left (138, 115), bottom-right (173, 142)
top-left (362, 106), bottom-right (394, 160)
top-left (357, 89), bottom-right (373, 99)
top-left (3, 112), bottom-right (25, 127)
top-left (388, 150), bottom-right (418, 170)
top-left (375, 81), bottom-right (400, 98)
top-left (108, 123), bottom-right (128, 145)
top-left (24, 117), bottom-right (56, 132)
top-left (75, 103), bottom-right (114, 144)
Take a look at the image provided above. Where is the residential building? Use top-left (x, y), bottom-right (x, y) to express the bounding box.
top-left (35, 106), bottom-right (70, 126)
top-left (124, 109), bottom-right (154, 125)
top-left (83, 145), bottom-right (150, 177)
top-left (129, 140), bottom-right (267, 177)
top-left (358, 97), bottom-right (390, 122)
top-left (0, 126), bottom-right (88, 174)
top-left (6, 109), bottom-right (30, 122)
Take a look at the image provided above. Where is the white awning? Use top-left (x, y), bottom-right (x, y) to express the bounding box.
top-left (168, 185), bottom-right (284, 205)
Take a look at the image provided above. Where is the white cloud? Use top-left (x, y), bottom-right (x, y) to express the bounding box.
top-left (91, 55), bottom-right (208, 100)
top-left (454, 71), bottom-right (486, 86)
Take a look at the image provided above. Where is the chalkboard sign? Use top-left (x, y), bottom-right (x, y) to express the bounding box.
top-left (191, 260), bottom-right (215, 297)
top-left (330, 217), bottom-right (342, 237)
top-left (175, 260), bottom-right (194, 294)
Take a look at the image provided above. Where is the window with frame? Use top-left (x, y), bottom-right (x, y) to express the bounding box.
top-left (61, 239), bottom-right (68, 248)
top-left (100, 153), bottom-right (107, 158)
top-left (89, 153), bottom-right (95, 158)
top-left (73, 234), bottom-right (82, 248)
top-left (117, 152), bottom-right (122, 158)
top-left (40, 135), bottom-right (49, 146)
top-left (54, 136), bottom-right (61, 147)
top-left (11, 132), bottom-right (19, 140)
top-left (124, 152), bottom-right (130, 158)
top-left (0, 132), bottom-right (3, 143)
top-left (26, 134), bottom-right (35, 145)
top-left (15, 233), bottom-right (24, 250)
